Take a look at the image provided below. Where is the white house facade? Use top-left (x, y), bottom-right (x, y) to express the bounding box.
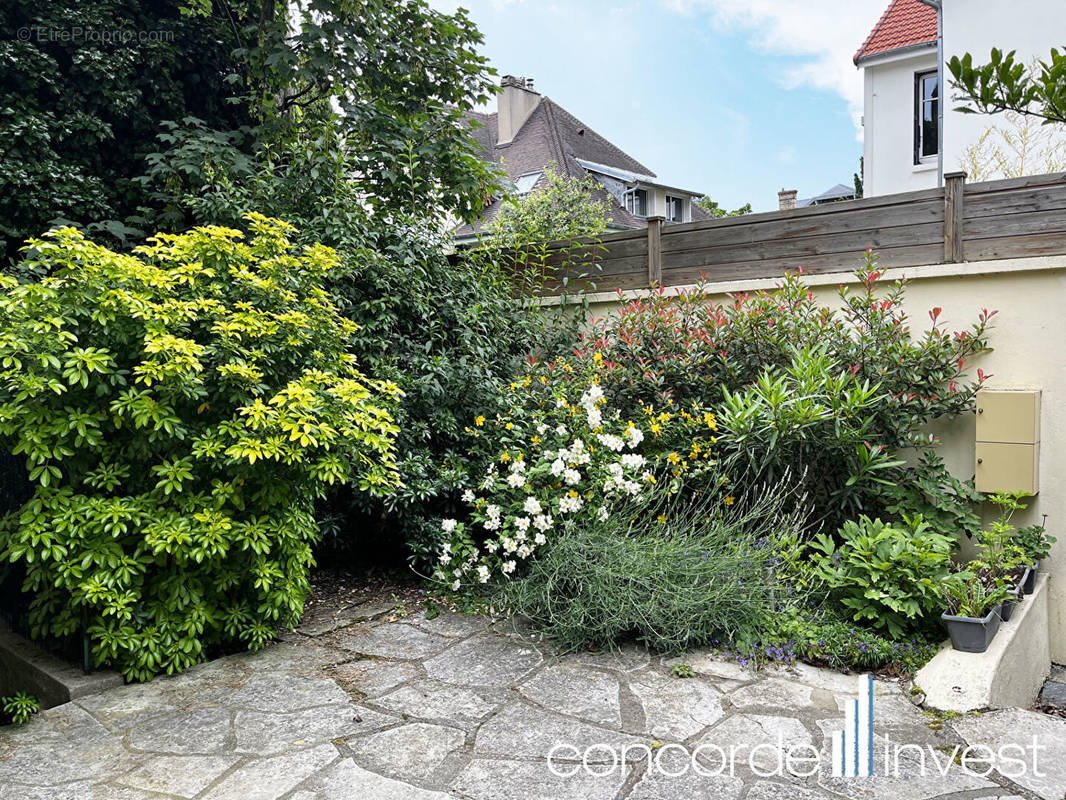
top-left (857, 0), bottom-right (1062, 197)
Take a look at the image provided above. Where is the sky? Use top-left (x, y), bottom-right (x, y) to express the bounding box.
top-left (430, 0), bottom-right (890, 212)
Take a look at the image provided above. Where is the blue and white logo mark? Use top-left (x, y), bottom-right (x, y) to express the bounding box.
top-left (830, 674), bottom-right (874, 778)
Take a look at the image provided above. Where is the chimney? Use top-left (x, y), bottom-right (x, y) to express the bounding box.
top-left (497, 75), bottom-right (540, 146)
top-left (778, 188), bottom-right (798, 211)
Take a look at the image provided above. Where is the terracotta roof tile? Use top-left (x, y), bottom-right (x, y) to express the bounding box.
top-left (854, 0), bottom-right (937, 64)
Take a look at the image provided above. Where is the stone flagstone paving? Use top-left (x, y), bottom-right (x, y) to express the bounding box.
top-left (2, 602), bottom-right (1064, 799)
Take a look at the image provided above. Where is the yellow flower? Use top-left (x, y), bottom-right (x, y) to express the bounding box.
top-left (562, 364), bottom-right (573, 373)
top-left (657, 514), bottom-right (668, 524)
top-left (569, 489), bottom-right (579, 498)
top-left (642, 405), bottom-right (654, 416)
top-left (650, 423), bottom-right (662, 435)
top-left (644, 473), bottom-right (657, 484)
top-left (499, 451), bottom-right (511, 463)
top-left (593, 352), bottom-right (603, 364)
top-left (667, 452), bottom-right (680, 465)
top-left (531, 435), bottom-right (541, 445)
top-left (724, 495), bottom-right (735, 505)
top-left (505, 422), bottom-right (513, 430)
top-left (703, 412), bottom-right (718, 431)
top-left (540, 375), bottom-right (548, 384)
top-left (474, 415), bottom-right (486, 427)
top-left (658, 412), bottom-right (672, 423)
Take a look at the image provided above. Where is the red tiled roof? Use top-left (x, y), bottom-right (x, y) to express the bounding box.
top-left (854, 0), bottom-right (937, 64)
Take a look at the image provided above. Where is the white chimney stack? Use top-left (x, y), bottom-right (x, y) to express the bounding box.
top-left (497, 75), bottom-right (540, 146)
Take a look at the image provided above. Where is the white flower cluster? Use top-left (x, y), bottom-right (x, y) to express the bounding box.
top-left (435, 383), bottom-right (654, 592)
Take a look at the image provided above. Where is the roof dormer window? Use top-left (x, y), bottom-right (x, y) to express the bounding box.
top-left (665, 195), bottom-right (685, 223)
top-left (513, 171), bottom-right (542, 194)
top-left (624, 188), bottom-right (648, 217)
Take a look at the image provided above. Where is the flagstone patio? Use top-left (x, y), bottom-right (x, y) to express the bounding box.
top-left (2, 599), bottom-right (1064, 800)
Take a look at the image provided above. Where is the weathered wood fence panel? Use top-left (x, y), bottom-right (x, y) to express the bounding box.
top-left (533, 171), bottom-right (1066, 293)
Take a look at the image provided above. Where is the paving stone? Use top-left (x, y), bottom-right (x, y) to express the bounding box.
top-left (1050, 663), bottom-right (1066, 683)
top-left (408, 610), bottom-right (493, 638)
top-left (776, 663), bottom-right (877, 695)
top-left (327, 658), bottom-right (420, 698)
top-left (519, 664), bottom-right (621, 726)
top-left (224, 640), bottom-right (345, 675)
top-left (1038, 680), bottom-right (1066, 706)
top-left (200, 745), bottom-right (338, 800)
top-left (303, 758), bottom-right (452, 800)
top-left (0, 783), bottom-right (94, 800)
top-left (729, 677), bottom-right (815, 710)
top-left (626, 748), bottom-right (744, 800)
top-left (951, 708), bottom-right (1066, 800)
top-left (115, 754), bottom-right (240, 797)
top-left (220, 673), bottom-right (350, 712)
top-left (423, 633), bottom-right (542, 687)
top-left (330, 622), bottom-right (452, 660)
top-left (629, 672), bottom-right (725, 741)
top-left (452, 758), bottom-right (628, 800)
top-left (374, 679), bottom-right (498, 727)
top-left (745, 780), bottom-right (837, 799)
top-left (298, 599), bottom-right (395, 636)
top-left (474, 703), bottom-right (648, 760)
top-left (128, 707), bottom-right (232, 754)
top-left (235, 703), bottom-right (395, 755)
top-left (663, 651), bottom-right (756, 685)
top-left (830, 692), bottom-right (940, 744)
top-left (696, 714), bottom-right (813, 774)
top-left (351, 722), bottom-right (464, 783)
top-left (74, 682), bottom-right (179, 731)
top-left (575, 646), bottom-right (651, 673)
top-left (0, 705), bottom-right (145, 786)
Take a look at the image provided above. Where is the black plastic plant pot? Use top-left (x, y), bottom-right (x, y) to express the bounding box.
top-left (1001, 589), bottom-right (1020, 622)
top-left (1022, 564), bottom-right (1037, 595)
top-left (942, 605), bottom-right (1002, 653)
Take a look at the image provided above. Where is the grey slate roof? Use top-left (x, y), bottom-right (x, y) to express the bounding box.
top-left (455, 97), bottom-right (709, 237)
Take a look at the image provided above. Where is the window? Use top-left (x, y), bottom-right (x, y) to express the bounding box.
top-left (513, 171), bottom-right (541, 194)
top-left (915, 71), bottom-right (939, 164)
top-left (625, 188), bottom-right (648, 217)
top-left (665, 195), bottom-right (684, 223)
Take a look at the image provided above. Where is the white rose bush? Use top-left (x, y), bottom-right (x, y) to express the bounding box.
top-left (433, 374), bottom-right (722, 591)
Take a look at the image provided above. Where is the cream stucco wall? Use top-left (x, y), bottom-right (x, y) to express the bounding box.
top-left (564, 255), bottom-right (1066, 661)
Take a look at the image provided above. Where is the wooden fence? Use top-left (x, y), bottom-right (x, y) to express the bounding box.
top-left (538, 171), bottom-right (1066, 292)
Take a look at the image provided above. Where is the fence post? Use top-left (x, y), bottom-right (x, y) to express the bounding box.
top-left (646, 215), bottom-right (664, 287)
top-left (944, 171), bottom-right (966, 263)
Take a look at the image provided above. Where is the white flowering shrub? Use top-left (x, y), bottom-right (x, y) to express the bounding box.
top-left (434, 378), bottom-right (723, 590)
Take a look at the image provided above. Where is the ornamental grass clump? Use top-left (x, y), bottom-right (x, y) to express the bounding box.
top-left (498, 486), bottom-right (807, 653)
top-left (0, 216), bottom-right (400, 680)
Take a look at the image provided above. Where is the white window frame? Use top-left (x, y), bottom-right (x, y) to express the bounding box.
top-left (665, 195), bottom-right (685, 223)
top-left (624, 187), bottom-right (648, 217)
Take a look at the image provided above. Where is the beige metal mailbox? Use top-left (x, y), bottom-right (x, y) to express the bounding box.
top-left (975, 389), bottom-right (1040, 494)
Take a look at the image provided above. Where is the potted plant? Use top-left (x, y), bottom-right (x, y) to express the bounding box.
top-left (1015, 521), bottom-right (1055, 594)
top-left (941, 572), bottom-right (1009, 653)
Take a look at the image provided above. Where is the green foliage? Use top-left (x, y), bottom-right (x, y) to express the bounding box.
top-left (1016, 522), bottom-right (1055, 563)
top-left (810, 516), bottom-right (955, 638)
top-left (949, 47), bottom-right (1066, 125)
top-left (498, 488), bottom-right (805, 653)
top-left (486, 164), bottom-right (611, 246)
top-left (716, 346), bottom-right (901, 521)
top-left (882, 450), bottom-right (983, 541)
top-left (696, 197), bottom-right (753, 218)
top-left (0, 0), bottom-right (249, 262)
top-left (766, 605), bottom-right (938, 673)
top-left (0, 217), bottom-right (400, 680)
top-left (1, 692), bottom-right (39, 726)
top-left (942, 571), bottom-right (1009, 619)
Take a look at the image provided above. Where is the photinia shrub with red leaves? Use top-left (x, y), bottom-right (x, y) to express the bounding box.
top-left (525, 250), bottom-right (995, 532)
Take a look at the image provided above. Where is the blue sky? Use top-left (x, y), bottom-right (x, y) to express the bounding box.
top-left (431, 0), bottom-right (888, 212)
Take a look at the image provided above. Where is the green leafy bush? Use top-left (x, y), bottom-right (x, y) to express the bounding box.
top-left (809, 516), bottom-right (954, 637)
top-left (942, 571), bottom-right (1009, 618)
top-left (498, 489), bottom-right (805, 653)
top-left (0, 217), bottom-right (400, 680)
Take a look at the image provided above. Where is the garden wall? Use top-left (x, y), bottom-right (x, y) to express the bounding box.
top-left (548, 253), bottom-right (1066, 662)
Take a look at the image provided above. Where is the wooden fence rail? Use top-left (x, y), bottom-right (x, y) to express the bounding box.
top-left (536, 171), bottom-right (1066, 293)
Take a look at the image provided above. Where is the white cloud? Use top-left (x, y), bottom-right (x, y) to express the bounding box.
top-left (663, 0), bottom-right (888, 132)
